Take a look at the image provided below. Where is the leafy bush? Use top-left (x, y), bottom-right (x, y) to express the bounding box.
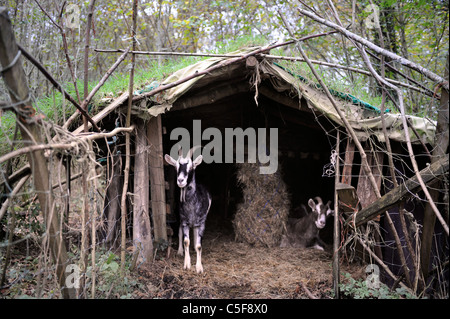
top-left (85, 250), bottom-right (143, 299)
top-left (339, 273), bottom-right (416, 299)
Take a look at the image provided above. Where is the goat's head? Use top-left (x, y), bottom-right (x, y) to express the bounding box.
top-left (307, 197), bottom-right (334, 229)
top-left (164, 146), bottom-right (203, 188)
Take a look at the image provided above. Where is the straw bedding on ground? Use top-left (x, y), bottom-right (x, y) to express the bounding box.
top-left (137, 232), bottom-right (361, 299)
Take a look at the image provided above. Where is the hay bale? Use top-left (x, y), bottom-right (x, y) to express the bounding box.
top-left (233, 162), bottom-right (290, 247)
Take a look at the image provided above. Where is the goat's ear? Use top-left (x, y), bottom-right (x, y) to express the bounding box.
top-left (300, 204), bottom-right (309, 215)
top-left (308, 198), bottom-right (316, 210)
top-left (164, 154), bottom-right (177, 167)
top-left (326, 201), bottom-right (334, 216)
top-left (192, 155), bottom-right (203, 169)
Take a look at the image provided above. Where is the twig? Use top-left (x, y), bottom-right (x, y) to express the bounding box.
top-left (120, 0), bottom-right (137, 277)
top-left (90, 140), bottom-right (98, 299)
top-left (260, 54), bottom-right (433, 96)
top-left (358, 46), bottom-right (449, 236)
top-left (0, 174), bottom-right (30, 222)
top-left (356, 236), bottom-right (414, 294)
top-left (300, 281), bottom-right (318, 299)
top-left (0, 126), bottom-right (134, 165)
top-left (297, 7), bottom-right (448, 90)
top-left (94, 31), bottom-right (338, 58)
top-left (80, 49), bottom-right (129, 115)
top-left (367, 0), bottom-right (414, 288)
top-left (34, 0), bottom-right (81, 104)
top-left (17, 45), bottom-right (101, 132)
top-left (279, 11), bottom-right (382, 204)
top-left (366, 50), bottom-right (438, 99)
top-left (95, 49), bottom-right (243, 58)
top-left (83, 0), bottom-right (97, 132)
top-left (63, 49), bottom-right (129, 131)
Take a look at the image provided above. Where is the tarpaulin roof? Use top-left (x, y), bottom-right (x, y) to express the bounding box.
top-left (144, 47), bottom-right (436, 146)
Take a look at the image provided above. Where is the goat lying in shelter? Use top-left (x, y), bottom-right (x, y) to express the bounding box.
top-left (280, 197), bottom-right (334, 250)
top-left (165, 146), bottom-right (211, 273)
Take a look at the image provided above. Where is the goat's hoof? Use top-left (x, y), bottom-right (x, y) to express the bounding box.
top-left (177, 249), bottom-right (183, 256)
top-left (183, 257), bottom-right (191, 269)
top-left (196, 264), bottom-right (204, 274)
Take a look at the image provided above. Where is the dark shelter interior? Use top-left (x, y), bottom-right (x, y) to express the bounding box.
top-left (161, 70), bottom-right (337, 244)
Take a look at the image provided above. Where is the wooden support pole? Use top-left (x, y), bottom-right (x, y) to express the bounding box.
top-left (356, 144), bottom-right (383, 210)
top-left (133, 119), bottom-right (153, 265)
top-left (148, 115), bottom-right (167, 244)
top-left (420, 54), bottom-right (449, 279)
top-left (341, 137), bottom-right (355, 185)
top-left (333, 130), bottom-right (341, 299)
top-left (0, 7), bottom-right (75, 299)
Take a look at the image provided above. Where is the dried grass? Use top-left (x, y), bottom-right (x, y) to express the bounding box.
top-left (138, 232), bottom-right (362, 299)
top-left (232, 163), bottom-right (290, 247)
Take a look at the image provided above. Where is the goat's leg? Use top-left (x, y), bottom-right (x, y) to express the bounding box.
top-left (311, 238), bottom-right (325, 251)
top-left (177, 225), bottom-right (183, 256)
top-left (182, 225), bottom-right (191, 270)
top-left (193, 227), bottom-right (203, 273)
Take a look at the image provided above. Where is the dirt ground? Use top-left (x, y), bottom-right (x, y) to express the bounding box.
top-left (135, 230), bottom-right (362, 299)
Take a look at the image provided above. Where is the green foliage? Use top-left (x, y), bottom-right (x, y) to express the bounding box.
top-left (85, 250), bottom-right (143, 299)
top-left (339, 273), bottom-right (417, 299)
top-left (14, 202), bottom-right (45, 237)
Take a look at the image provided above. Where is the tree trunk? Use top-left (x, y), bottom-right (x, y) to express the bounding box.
top-left (0, 8), bottom-right (75, 299)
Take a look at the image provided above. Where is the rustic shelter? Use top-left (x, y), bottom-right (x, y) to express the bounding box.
top-left (89, 47), bottom-right (445, 295)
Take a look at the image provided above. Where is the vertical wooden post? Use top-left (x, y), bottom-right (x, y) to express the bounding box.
top-left (421, 54), bottom-right (449, 279)
top-left (0, 8), bottom-right (75, 298)
top-left (333, 130), bottom-right (341, 298)
top-left (120, 0), bottom-right (137, 276)
top-left (133, 119), bottom-right (153, 264)
top-left (148, 115), bottom-right (167, 243)
top-left (341, 137), bottom-right (355, 185)
top-left (356, 144), bottom-right (384, 209)
top-left (356, 143), bottom-right (384, 261)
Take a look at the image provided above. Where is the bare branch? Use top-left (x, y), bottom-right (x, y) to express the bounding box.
top-left (358, 46), bottom-right (448, 236)
top-left (0, 126), bottom-right (134, 165)
top-left (297, 7), bottom-right (448, 90)
top-left (17, 44), bottom-right (101, 132)
top-left (0, 174), bottom-right (30, 221)
top-left (82, 0), bottom-right (97, 132)
top-left (260, 54), bottom-right (435, 97)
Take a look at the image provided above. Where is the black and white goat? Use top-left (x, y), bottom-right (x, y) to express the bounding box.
top-left (280, 197), bottom-right (334, 251)
top-left (165, 146), bottom-right (211, 273)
